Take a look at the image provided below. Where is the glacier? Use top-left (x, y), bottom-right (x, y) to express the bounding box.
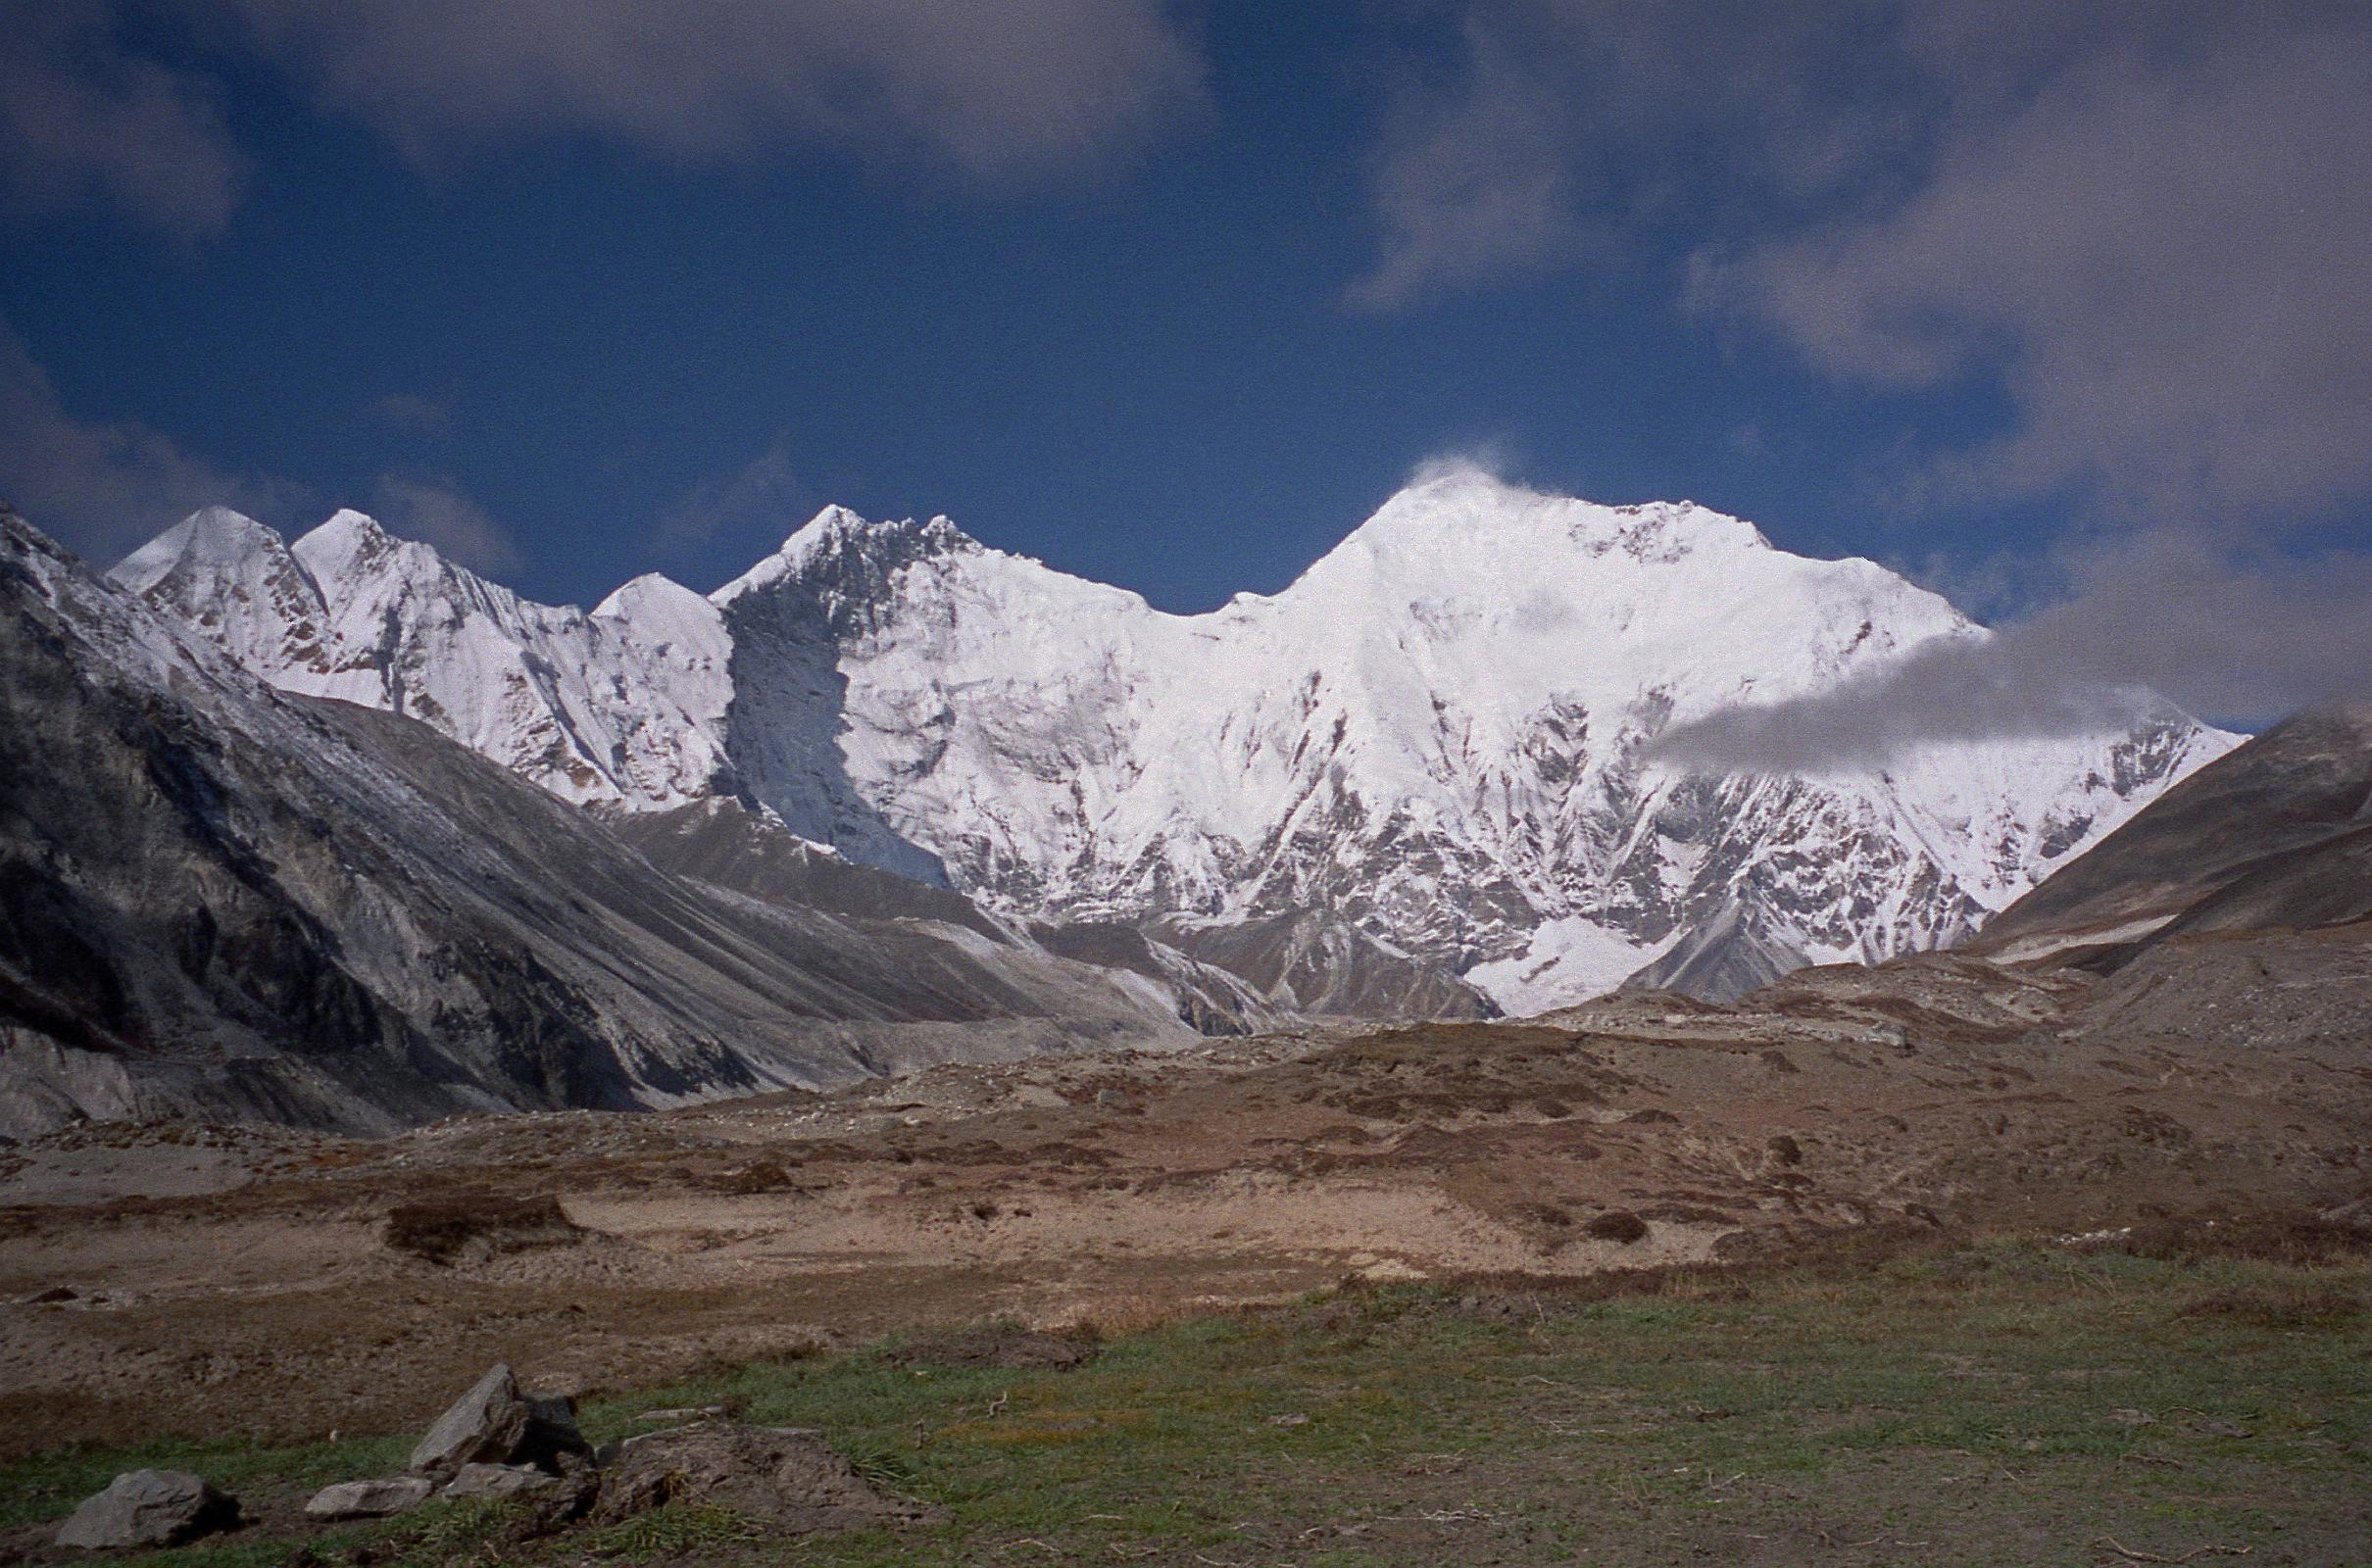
top-left (111, 466), bottom-right (2240, 1011)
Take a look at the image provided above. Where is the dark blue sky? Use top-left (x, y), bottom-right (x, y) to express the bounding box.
top-left (3, 2), bottom-right (2366, 724)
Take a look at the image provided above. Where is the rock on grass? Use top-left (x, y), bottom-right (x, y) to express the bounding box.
top-left (409, 1363), bottom-right (592, 1476)
top-left (444, 1462), bottom-right (568, 1500)
top-left (305, 1476), bottom-right (433, 1519)
top-left (55, 1469), bottom-right (238, 1549)
top-left (591, 1422), bottom-right (933, 1532)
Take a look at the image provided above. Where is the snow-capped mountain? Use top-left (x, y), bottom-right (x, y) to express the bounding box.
top-left (113, 506), bottom-right (734, 809)
top-left (113, 467), bottom-right (2240, 1009)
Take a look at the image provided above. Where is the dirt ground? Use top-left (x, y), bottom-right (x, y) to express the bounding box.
top-left (3, 938), bottom-right (2367, 1459)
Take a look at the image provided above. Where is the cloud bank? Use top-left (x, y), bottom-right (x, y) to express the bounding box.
top-left (1695, 17), bottom-right (2372, 525)
top-left (365, 476), bottom-right (521, 574)
top-left (1361, 1), bottom-right (2372, 520)
top-left (2, 1), bottom-right (1206, 234)
top-left (0, 322), bottom-right (519, 578)
top-left (0, 0), bottom-right (246, 237)
top-left (657, 436), bottom-right (822, 559)
top-left (1654, 529), bottom-right (2372, 771)
top-left (215, 0), bottom-right (1205, 178)
top-left (1364, 1), bottom-right (2372, 760)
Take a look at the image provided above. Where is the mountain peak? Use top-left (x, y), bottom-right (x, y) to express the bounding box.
top-left (1365, 469), bottom-right (1771, 559)
top-left (290, 508), bottom-right (409, 582)
top-left (595, 571), bottom-right (709, 621)
top-left (304, 508), bottom-right (392, 547)
top-left (108, 507), bottom-right (286, 596)
top-left (780, 505), bottom-right (976, 559)
top-left (793, 503), bottom-right (870, 542)
top-left (714, 506), bottom-right (981, 605)
top-left (1279, 478), bottom-right (1778, 616)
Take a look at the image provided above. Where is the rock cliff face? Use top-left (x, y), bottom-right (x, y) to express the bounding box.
top-left (114, 467), bottom-right (2235, 1010)
top-left (0, 511), bottom-right (1279, 1138)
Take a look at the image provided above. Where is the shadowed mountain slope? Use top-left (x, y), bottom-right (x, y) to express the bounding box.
top-left (1972, 704), bottom-right (2372, 970)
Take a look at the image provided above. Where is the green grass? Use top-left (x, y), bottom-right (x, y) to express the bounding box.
top-left (11, 1239), bottom-right (2369, 1566)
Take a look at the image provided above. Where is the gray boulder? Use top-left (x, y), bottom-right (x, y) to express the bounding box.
top-left (304, 1476), bottom-right (434, 1519)
top-left (55, 1469), bottom-right (238, 1549)
top-left (410, 1364), bottom-right (531, 1475)
top-left (443, 1463), bottom-right (564, 1501)
top-left (409, 1364), bottom-right (593, 1477)
top-left (591, 1422), bottom-right (930, 1532)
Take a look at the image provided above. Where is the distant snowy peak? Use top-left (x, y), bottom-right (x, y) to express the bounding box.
top-left (289, 507), bottom-right (410, 585)
top-left (1258, 470), bottom-right (1974, 731)
top-left (111, 475), bottom-right (2240, 1013)
top-left (109, 507), bottom-right (732, 809)
top-left (110, 504), bottom-right (290, 597)
top-left (717, 506), bottom-right (979, 607)
top-left (1319, 467), bottom-right (1780, 566)
top-left (695, 473), bottom-right (2230, 1006)
top-left (597, 570), bottom-right (717, 628)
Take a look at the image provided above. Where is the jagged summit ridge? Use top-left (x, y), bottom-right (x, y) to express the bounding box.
top-left (1322, 466), bottom-right (1779, 567)
top-left (109, 506), bottom-right (732, 809)
top-left (717, 506), bottom-right (985, 608)
top-left (112, 477), bottom-right (2239, 1010)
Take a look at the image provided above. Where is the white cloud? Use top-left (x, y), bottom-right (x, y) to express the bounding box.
top-left (1349, 0), bottom-right (1885, 309)
top-left (1347, 18), bottom-right (1589, 310)
top-left (1357, 4), bottom-right (2372, 525)
top-left (1362, 2), bottom-right (2372, 753)
top-left (5, 1), bottom-right (1206, 235)
top-left (1655, 527), bottom-right (2372, 769)
top-left (656, 436), bottom-right (823, 560)
top-left (1700, 20), bottom-right (2372, 523)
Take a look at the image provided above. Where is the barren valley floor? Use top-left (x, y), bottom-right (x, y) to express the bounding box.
top-left (3, 939), bottom-right (2368, 1564)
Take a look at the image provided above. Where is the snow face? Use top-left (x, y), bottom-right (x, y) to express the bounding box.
top-left (1466, 916), bottom-right (1690, 1016)
top-left (114, 468), bottom-right (2241, 1011)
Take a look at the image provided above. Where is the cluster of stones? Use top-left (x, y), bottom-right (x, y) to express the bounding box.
top-left (52, 1364), bottom-right (913, 1551)
top-left (304, 1362), bottom-right (594, 1521)
top-left (52, 1362), bottom-right (588, 1551)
